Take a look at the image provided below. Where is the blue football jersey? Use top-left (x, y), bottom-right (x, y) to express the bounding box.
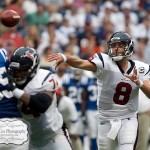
top-left (62, 75), bottom-right (83, 111)
top-left (81, 77), bottom-right (98, 110)
top-left (0, 48), bottom-right (21, 118)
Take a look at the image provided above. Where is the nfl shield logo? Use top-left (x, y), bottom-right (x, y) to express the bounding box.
top-left (139, 67), bottom-right (144, 73)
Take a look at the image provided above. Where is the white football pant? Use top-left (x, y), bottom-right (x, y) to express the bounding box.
top-left (98, 116), bottom-right (138, 150)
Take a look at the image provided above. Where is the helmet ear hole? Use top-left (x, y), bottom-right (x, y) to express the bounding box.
top-left (9, 46), bottom-right (40, 85)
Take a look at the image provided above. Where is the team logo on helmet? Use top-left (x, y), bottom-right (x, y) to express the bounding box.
top-left (24, 51), bottom-right (34, 61)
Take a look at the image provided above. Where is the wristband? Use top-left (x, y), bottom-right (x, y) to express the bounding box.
top-left (58, 53), bottom-right (67, 62)
top-left (12, 88), bottom-right (25, 99)
top-left (138, 80), bottom-right (144, 88)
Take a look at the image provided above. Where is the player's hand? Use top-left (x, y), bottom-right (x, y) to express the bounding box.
top-left (124, 67), bottom-right (141, 86)
top-left (48, 53), bottom-right (65, 69)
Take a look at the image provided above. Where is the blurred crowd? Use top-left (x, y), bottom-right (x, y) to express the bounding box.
top-left (0, 0), bottom-right (150, 64)
top-left (1, 0), bottom-right (150, 150)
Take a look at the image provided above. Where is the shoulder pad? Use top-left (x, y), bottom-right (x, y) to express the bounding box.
top-left (41, 74), bottom-right (58, 91)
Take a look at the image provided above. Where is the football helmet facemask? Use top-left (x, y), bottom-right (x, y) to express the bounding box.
top-left (8, 46), bottom-right (40, 85)
top-left (107, 31), bottom-right (134, 61)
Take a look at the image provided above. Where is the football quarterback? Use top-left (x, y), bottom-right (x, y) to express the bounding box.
top-left (48, 31), bottom-right (150, 150)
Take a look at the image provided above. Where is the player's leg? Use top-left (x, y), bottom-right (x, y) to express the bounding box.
top-left (30, 128), bottom-right (72, 150)
top-left (118, 117), bottom-right (138, 150)
top-left (97, 119), bottom-right (114, 150)
top-left (87, 110), bottom-right (98, 150)
top-left (136, 113), bottom-right (150, 150)
top-left (65, 120), bottom-right (83, 150)
top-left (71, 137), bottom-right (83, 150)
top-left (77, 112), bottom-right (86, 145)
top-left (51, 128), bottom-right (72, 150)
top-left (109, 138), bottom-right (118, 150)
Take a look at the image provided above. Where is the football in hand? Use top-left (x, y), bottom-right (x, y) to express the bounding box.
top-left (0, 10), bottom-right (20, 27)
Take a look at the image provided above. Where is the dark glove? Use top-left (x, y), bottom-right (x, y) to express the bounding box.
top-left (7, 74), bottom-right (16, 91)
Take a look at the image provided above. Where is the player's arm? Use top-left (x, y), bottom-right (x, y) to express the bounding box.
top-left (80, 88), bottom-right (88, 126)
top-left (48, 53), bottom-right (97, 72)
top-left (140, 80), bottom-right (150, 99)
top-left (13, 89), bottom-right (53, 113)
top-left (8, 74), bottom-right (54, 113)
top-left (125, 67), bottom-right (150, 98)
top-left (81, 88), bottom-right (87, 116)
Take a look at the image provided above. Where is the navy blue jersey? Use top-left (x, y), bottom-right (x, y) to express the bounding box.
top-left (0, 48), bottom-right (21, 118)
top-left (62, 76), bottom-right (83, 111)
top-left (81, 77), bottom-right (97, 110)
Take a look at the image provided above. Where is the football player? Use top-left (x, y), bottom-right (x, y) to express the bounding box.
top-left (56, 88), bottom-right (82, 150)
top-left (8, 46), bottom-right (72, 150)
top-left (48, 31), bottom-right (150, 150)
top-left (81, 72), bottom-right (98, 150)
top-left (62, 68), bottom-right (86, 146)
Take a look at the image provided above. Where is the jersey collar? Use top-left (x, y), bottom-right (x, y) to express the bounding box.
top-left (117, 59), bottom-right (135, 75)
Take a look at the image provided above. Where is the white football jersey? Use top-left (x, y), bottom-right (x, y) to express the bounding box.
top-left (58, 96), bottom-right (78, 134)
top-left (20, 69), bottom-right (63, 144)
top-left (90, 53), bottom-right (150, 120)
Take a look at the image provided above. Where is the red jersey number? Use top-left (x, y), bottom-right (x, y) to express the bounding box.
top-left (49, 78), bottom-right (58, 90)
top-left (113, 82), bottom-right (132, 105)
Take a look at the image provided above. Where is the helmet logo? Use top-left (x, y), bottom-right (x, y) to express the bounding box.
top-left (25, 51), bottom-right (34, 61)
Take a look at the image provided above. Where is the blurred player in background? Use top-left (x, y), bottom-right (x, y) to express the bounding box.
top-left (53, 63), bottom-right (83, 150)
top-left (8, 46), bottom-right (72, 150)
top-left (136, 90), bottom-right (150, 150)
top-left (56, 88), bottom-right (82, 150)
top-left (62, 68), bottom-right (86, 148)
top-left (48, 31), bottom-right (150, 150)
top-left (81, 71), bottom-right (98, 150)
top-left (54, 63), bottom-right (70, 88)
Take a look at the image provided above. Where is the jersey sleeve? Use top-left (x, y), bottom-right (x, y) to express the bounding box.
top-left (89, 53), bottom-right (104, 70)
top-left (88, 53), bottom-right (106, 77)
top-left (143, 65), bottom-right (150, 80)
top-left (136, 61), bottom-right (150, 80)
